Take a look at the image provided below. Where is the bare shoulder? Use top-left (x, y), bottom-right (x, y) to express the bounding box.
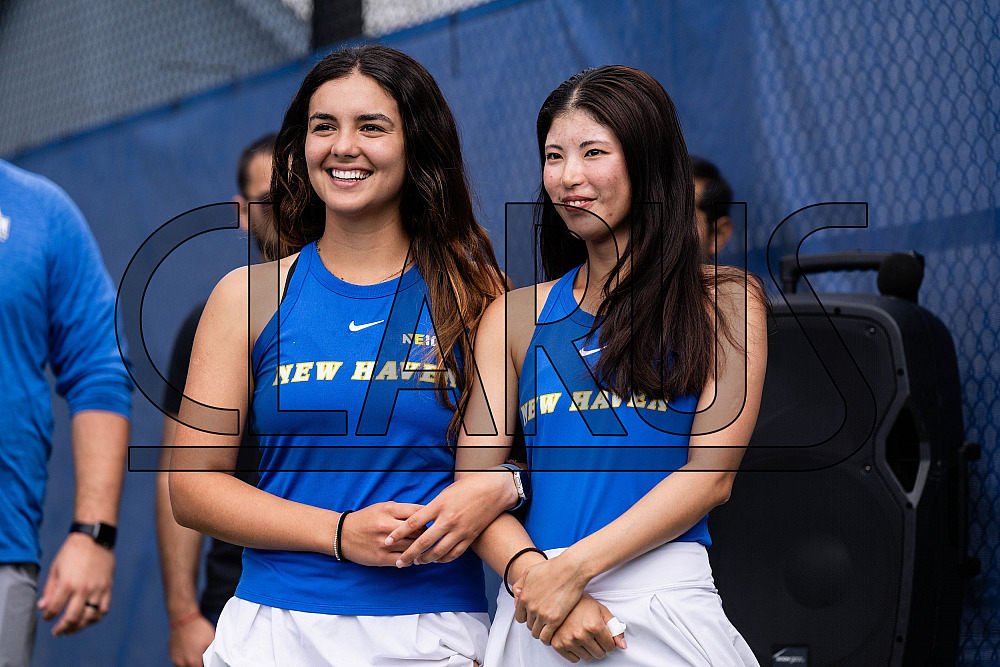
top-left (244, 252), bottom-right (300, 286)
top-left (533, 280), bottom-right (560, 318)
top-left (243, 252), bottom-right (300, 343)
top-left (206, 251), bottom-right (300, 316)
top-left (702, 265), bottom-right (767, 314)
top-left (477, 282), bottom-right (558, 375)
top-left (278, 252), bottom-right (300, 280)
top-left (204, 265), bottom-right (251, 319)
top-left (479, 289), bottom-right (512, 333)
top-left (482, 281), bottom-right (560, 325)
top-left (186, 269), bottom-right (251, 380)
top-left (700, 266), bottom-right (768, 361)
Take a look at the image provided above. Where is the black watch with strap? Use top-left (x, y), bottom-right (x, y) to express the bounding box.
top-left (69, 521), bottom-right (117, 550)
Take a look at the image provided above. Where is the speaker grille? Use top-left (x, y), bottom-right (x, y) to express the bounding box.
top-left (745, 314), bottom-right (896, 469)
top-left (711, 310), bottom-right (906, 665)
top-left (713, 466), bottom-right (903, 665)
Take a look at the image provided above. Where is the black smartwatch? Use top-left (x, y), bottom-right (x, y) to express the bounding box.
top-left (497, 463), bottom-right (530, 512)
top-left (69, 521), bottom-right (117, 550)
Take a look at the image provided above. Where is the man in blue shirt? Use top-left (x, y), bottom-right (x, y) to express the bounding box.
top-left (0, 159), bottom-right (132, 666)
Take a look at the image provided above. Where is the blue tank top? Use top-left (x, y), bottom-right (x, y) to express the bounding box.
top-left (519, 266), bottom-right (711, 551)
top-left (237, 242), bottom-right (486, 615)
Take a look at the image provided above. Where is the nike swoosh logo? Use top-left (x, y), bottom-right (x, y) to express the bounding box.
top-left (579, 347), bottom-right (602, 357)
top-left (349, 320), bottom-right (384, 332)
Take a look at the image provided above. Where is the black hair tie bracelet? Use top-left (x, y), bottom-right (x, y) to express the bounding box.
top-left (503, 547), bottom-right (548, 597)
top-left (334, 510), bottom-right (354, 563)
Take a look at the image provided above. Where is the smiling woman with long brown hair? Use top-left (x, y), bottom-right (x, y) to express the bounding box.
top-left (167, 44), bottom-right (520, 666)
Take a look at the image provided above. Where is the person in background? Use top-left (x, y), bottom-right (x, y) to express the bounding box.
top-left (0, 159), bottom-right (132, 667)
top-left (691, 156), bottom-right (734, 258)
top-left (154, 133), bottom-right (275, 667)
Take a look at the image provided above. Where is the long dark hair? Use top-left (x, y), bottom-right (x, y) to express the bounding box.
top-left (271, 44), bottom-right (505, 439)
top-left (537, 65), bottom-right (752, 401)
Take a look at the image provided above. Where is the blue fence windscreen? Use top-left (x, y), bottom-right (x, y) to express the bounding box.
top-left (8, 1), bottom-right (998, 664)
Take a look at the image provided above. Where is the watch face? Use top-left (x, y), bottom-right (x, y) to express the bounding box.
top-left (73, 521), bottom-right (116, 548)
top-left (93, 523), bottom-right (117, 548)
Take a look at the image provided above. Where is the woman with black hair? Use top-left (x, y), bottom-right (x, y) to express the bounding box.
top-left (391, 65), bottom-right (765, 665)
top-left (168, 45), bottom-right (519, 666)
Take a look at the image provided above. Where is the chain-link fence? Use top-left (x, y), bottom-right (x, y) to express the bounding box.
top-left (0, 0), bottom-right (311, 156)
top-left (748, 2), bottom-right (999, 663)
top-left (0, 0), bottom-right (495, 157)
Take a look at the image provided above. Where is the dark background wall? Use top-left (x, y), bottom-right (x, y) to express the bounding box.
top-left (3, 0), bottom-right (998, 664)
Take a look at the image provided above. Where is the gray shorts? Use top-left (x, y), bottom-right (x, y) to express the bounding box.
top-left (0, 563), bottom-right (38, 667)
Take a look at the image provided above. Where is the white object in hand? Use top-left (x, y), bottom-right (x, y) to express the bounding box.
top-left (606, 616), bottom-right (626, 636)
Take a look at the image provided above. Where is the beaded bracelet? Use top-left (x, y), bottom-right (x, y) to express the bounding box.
top-left (503, 547), bottom-right (547, 597)
top-left (334, 510), bottom-right (354, 563)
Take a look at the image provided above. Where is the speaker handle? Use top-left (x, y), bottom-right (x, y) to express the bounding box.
top-left (958, 441), bottom-right (981, 578)
top-left (780, 250), bottom-right (893, 294)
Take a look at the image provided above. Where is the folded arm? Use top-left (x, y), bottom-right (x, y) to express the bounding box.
top-left (418, 290), bottom-right (627, 661)
top-left (168, 266), bottom-right (419, 567)
top-left (386, 292), bottom-right (525, 566)
top-left (515, 280), bottom-right (769, 645)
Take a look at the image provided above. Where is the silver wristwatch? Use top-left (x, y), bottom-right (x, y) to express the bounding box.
top-left (497, 463), bottom-right (530, 512)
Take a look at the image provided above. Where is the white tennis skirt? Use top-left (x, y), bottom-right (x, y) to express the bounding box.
top-left (203, 597), bottom-right (489, 666)
top-left (483, 542), bottom-right (759, 666)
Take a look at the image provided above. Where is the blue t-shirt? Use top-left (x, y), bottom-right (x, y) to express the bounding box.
top-left (518, 266), bottom-right (711, 551)
top-left (237, 241), bottom-right (486, 615)
top-left (0, 160), bottom-right (132, 564)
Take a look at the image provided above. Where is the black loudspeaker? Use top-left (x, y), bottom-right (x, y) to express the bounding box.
top-left (710, 252), bottom-right (977, 667)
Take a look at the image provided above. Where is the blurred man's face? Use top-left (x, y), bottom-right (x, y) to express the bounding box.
top-left (238, 152), bottom-right (273, 231)
top-left (694, 177), bottom-right (732, 257)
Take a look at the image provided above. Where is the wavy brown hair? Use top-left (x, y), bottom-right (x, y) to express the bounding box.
top-left (537, 66), bottom-right (760, 401)
top-left (270, 44), bottom-right (505, 440)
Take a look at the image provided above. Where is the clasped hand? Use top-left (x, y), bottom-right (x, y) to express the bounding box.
top-left (338, 501), bottom-right (427, 566)
top-left (511, 554), bottom-right (588, 644)
top-left (384, 472), bottom-right (513, 568)
top-left (512, 556), bottom-right (626, 662)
